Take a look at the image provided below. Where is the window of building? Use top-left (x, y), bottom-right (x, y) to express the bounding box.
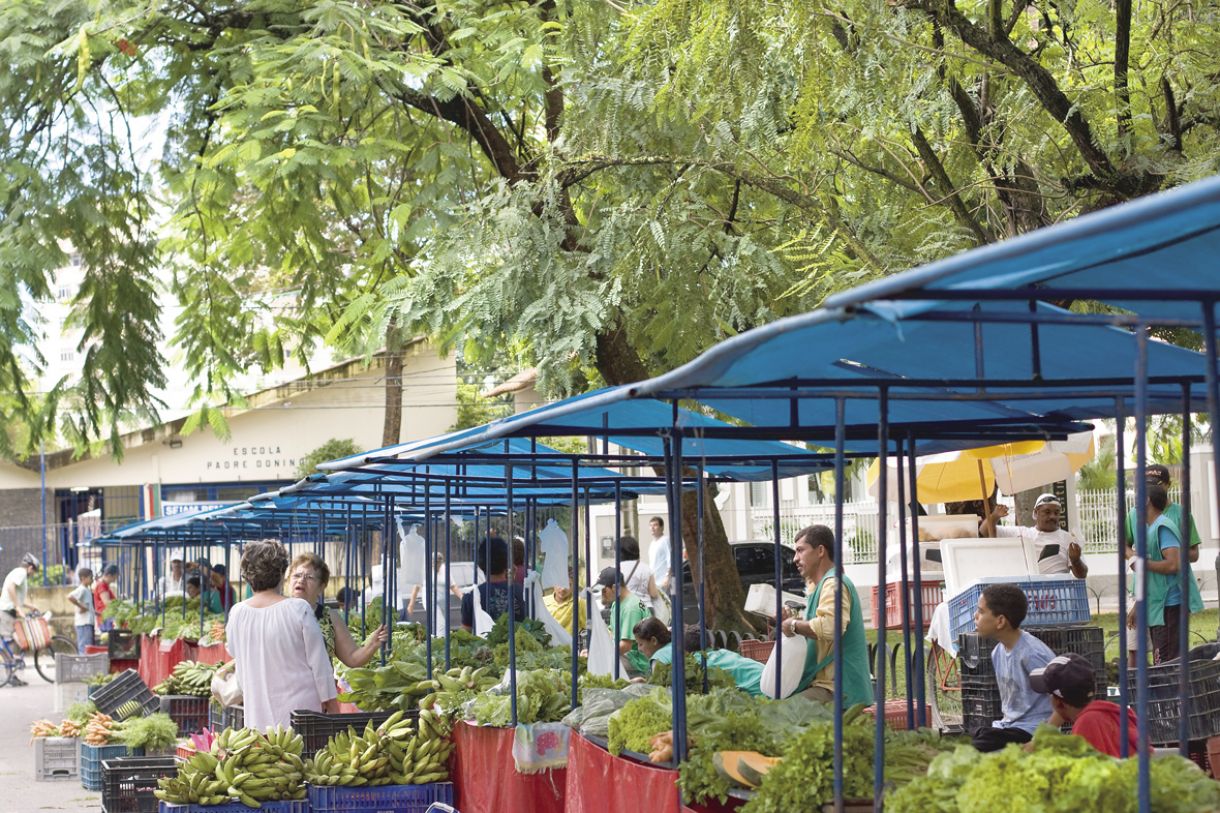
top-left (60, 350), bottom-right (74, 362)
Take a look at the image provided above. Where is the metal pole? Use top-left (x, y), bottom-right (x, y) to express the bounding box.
top-left (570, 458), bottom-right (580, 710)
top-left (1115, 397), bottom-right (1130, 759)
top-left (613, 482), bottom-right (622, 681)
top-left (1134, 325), bottom-right (1151, 813)
top-left (668, 429), bottom-right (687, 763)
top-left (832, 397), bottom-right (846, 812)
top-left (874, 387), bottom-right (889, 811)
top-left (39, 442), bottom-right (47, 586)
top-left (908, 433), bottom-right (926, 727)
top-left (1179, 383), bottom-right (1193, 753)
top-left (506, 465), bottom-right (518, 726)
top-left (696, 462), bottom-right (708, 694)
top-left (444, 483), bottom-right (453, 670)
top-left (771, 459), bottom-right (783, 701)
top-left (895, 436), bottom-right (913, 728)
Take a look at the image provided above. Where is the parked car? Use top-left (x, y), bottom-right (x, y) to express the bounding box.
top-left (679, 540), bottom-right (804, 614)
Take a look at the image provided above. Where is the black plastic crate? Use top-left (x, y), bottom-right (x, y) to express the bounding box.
top-left (223, 705), bottom-right (244, 730)
top-left (92, 670), bottom-right (159, 721)
top-left (290, 709), bottom-right (403, 757)
top-left (1129, 658), bottom-right (1220, 745)
top-left (208, 701), bottom-right (224, 731)
top-left (100, 756), bottom-right (176, 813)
top-left (961, 680), bottom-right (1003, 731)
top-left (108, 630), bottom-right (140, 660)
top-left (959, 626), bottom-right (1107, 694)
top-left (159, 695), bottom-right (209, 735)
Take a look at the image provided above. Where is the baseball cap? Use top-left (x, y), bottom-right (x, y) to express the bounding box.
top-left (1144, 464), bottom-right (1171, 485)
top-left (21, 552), bottom-right (40, 570)
top-left (1029, 653), bottom-right (1095, 704)
top-left (595, 567), bottom-right (621, 589)
top-left (1033, 493), bottom-right (1062, 510)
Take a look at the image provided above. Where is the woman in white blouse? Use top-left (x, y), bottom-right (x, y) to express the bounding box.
top-left (225, 540), bottom-right (338, 730)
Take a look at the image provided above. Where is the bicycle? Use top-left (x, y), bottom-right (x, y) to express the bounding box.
top-left (1, 612), bottom-right (77, 685)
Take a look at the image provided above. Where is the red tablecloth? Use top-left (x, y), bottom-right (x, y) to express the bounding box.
top-left (193, 642), bottom-right (230, 665)
top-left (453, 721), bottom-right (566, 813)
top-left (564, 733), bottom-right (683, 813)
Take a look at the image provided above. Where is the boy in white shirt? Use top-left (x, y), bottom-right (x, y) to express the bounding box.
top-left (68, 567), bottom-right (96, 653)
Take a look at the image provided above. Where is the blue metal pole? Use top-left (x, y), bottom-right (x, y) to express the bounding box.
top-left (613, 482), bottom-right (622, 681)
top-left (506, 465), bottom-right (518, 726)
top-left (668, 429), bottom-right (687, 764)
top-left (908, 433), bottom-right (926, 727)
top-left (39, 442), bottom-right (46, 586)
top-left (895, 436), bottom-right (913, 728)
top-left (832, 397), bottom-right (846, 811)
top-left (874, 386), bottom-right (889, 811)
top-left (570, 458), bottom-right (580, 710)
top-left (771, 459), bottom-right (783, 701)
top-left (444, 483), bottom-right (453, 671)
top-left (1179, 384), bottom-right (1193, 754)
top-left (1115, 398), bottom-right (1130, 759)
top-left (696, 462), bottom-right (708, 694)
top-left (1133, 325), bottom-right (1151, 813)
top-left (424, 471), bottom-right (433, 680)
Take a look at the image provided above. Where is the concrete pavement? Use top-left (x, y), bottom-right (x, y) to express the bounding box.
top-left (0, 674), bottom-right (104, 812)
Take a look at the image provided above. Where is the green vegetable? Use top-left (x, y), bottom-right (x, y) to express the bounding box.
top-left (470, 668), bottom-right (571, 726)
top-left (115, 713), bottom-right (179, 752)
top-left (649, 655), bottom-right (737, 693)
top-left (608, 689), bottom-right (672, 756)
top-left (65, 701), bottom-right (97, 725)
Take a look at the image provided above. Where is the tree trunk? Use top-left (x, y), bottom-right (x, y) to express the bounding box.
top-left (594, 319), bottom-right (754, 633)
top-left (382, 320), bottom-right (404, 447)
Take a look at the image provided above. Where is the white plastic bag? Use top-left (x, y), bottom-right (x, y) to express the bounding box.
top-left (526, 572), bottom-right (573, 646)
top-left (539, 519), bottom-right (569, 590)
top-left (585, 589), bottom-right (629, 677)
top-left (512, 722), bottom-right (570, 773)
top-left (395, 519), bottom-right (427, 596)
top-left (759, 634), bottom-right (809, 699)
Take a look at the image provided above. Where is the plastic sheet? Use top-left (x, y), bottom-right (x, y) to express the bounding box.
top-left (585, 589), bottom-right (629, 678)
top-left (539, 519), bottom-right (569, 590)
top-left (564, 732), bottom-right (681, 813)
top-left (453, 721), bottom-right (566, 813)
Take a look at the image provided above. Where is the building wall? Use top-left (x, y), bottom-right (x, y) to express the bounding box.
top-left (0, 487), bottom-right (45, 528)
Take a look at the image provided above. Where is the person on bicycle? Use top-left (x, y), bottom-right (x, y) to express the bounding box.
top-left (1, 553), bottom-right (42, 685)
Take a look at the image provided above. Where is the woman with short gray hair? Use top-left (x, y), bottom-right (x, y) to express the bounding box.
top-left (225, 540), bottom-right (337, 730)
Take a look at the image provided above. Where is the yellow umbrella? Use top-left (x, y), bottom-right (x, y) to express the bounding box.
top-left (866, 434), bottom-right (1095, 504)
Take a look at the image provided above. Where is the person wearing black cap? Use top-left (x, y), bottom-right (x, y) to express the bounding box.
top-left (597, 566), bottom-right (652, 674)
top-left (1030, 653), bottom-right (1139, 758)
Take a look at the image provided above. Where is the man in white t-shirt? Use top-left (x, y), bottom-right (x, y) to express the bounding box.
top-left (648, 516), bottom-right (672, 591)
top-left (1, 553), bottom-right (42, 648)
top-left (985, 493), bottom-right (1088, 578)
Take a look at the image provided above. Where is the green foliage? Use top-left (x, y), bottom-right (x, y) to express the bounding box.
top-left (469, 667), bottom-right (571, 727)
top-left (450, 382), bottom-right (513, 432)
top-left (295, 438), bottom-right (360, 479)
top-left (608, 688), bottom-right (673, 756)
top-left (65, 701), bottom-right (97, 725)
top-left (116, 713), bottom-right (179, 752)
top-left (649, 655), bottom-right (737, 694)
top-left (887, 727), bottom-right (1220, 813)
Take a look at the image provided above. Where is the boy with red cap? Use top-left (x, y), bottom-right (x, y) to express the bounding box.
top-left (1030, 653), bottom-right (1139, 757)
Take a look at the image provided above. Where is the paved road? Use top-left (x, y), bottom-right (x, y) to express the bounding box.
top-left (0, 674), bottom-right (103, 811)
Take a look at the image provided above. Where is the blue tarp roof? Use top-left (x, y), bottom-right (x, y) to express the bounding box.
top-left (823, 174), bottom-right (1220, 321)
top-left (320, 399), bottom-right (828, 479)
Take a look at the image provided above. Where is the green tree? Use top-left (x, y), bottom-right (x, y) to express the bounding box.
top-left (296, 438), bottom-right (360, 480)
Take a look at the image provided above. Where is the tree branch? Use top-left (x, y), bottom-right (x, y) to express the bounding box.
top-left (905, 0), bottom-right (1119, 184)
top-left (1115, 0), bottom-right (1133, 145)
top-left (910, 126), bottom-right (992, 243)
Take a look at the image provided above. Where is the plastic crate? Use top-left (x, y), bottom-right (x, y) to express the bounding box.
top-left (739, 639), bottom-right (774, 664)
top-left (111, 657), bottom-right (140, 674)
top-left (92, 669), bottom-right (160, 721)
top-left (959, 627), bottom-right (1108, 696)
top-left (56, 652), bottom-right (111, 683)
top-left (159, 802), bottom-right (308, 813)
top-left (159, 695), bottom-right (210, 735)
top-left (864, 699), bottom-right (932, 730)
top-left (290, 709), bottom-right (399, 758)
top-left (961, 679), bottom-right (1003, 731)
top-left (109, 630), bottom-right (141, 660)
top-left (307, 782), bottom-right (455, 813)
top-left (102, 757), bottom-right (178, 813)
top-left (947, 576), bottom-right (1090, 642)
top-left (174, 742), bottom-right (196, 762)
top-left (208, 702), bottom-right (224, 731)
top-left (35, 736), bottom-right (79, 781)
top-left (1129, 658), bottom-right (1220, 745)
top-left (223, 705), bottom-right (244, 730)
top-left (870, 581), bottom-right (943, 630)
top-left (81, 743), bottom-right (136, 791)
top-left (55, 680), bottom-right (91, 713)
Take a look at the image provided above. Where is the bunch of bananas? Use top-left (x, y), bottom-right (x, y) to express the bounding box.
top-left (416, 665), bottom-right (498, 713)
top-left (154, 660), bottom-right (220, 696)
top-left (155, 726), bottom-right (306, 809)
top-left (112, 699), bottom-right (145, 720)
top-left (304, 709), bottom-right (452, 787)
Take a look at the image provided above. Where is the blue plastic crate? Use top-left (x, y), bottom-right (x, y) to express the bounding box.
top-left (947, 576), bottom-right (1090, 642)
top-left (81, 743), bottom-right (138, 791)
top-left (308, 782), bottom-right (455, 813)
top-left (159, 801), bottom-right (307, 813)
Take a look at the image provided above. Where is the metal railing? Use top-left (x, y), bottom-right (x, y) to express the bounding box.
top-left (0, 518), bottom-right (130, 585)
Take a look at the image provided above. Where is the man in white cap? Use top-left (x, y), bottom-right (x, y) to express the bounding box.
top-left (983, 493), bottom-right (1088, 578)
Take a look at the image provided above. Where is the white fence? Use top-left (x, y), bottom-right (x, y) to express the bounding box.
top-left (748, 487), bottom-right (1152, 564)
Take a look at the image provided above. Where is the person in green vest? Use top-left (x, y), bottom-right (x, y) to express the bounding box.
top-left (779, 524), bottom-right (872, 707)
top-left (1130, 484), bottom-right (1204, 663)
top-left (634, 618), bottom-right (766, 696)
top-left (1122, 464), bottom-right (1201, 666)
top-left (597, 566), bottom-right (652, 675)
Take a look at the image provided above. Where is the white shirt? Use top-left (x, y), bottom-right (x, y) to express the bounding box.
top-left (649, 535), bottom-right (672, 587)
top-left (69, 584), bottom-right (95, 626)
top-left (1, 566), bottom-right (28, 612)
top-left (621, 559), bottom-right (653, 603)
top-left (225, 598), bottom-right (338, 731)
top-left (995, 525), bottom-right (1080, 575)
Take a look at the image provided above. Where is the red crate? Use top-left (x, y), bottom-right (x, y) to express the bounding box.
top-left (174, 743), bottom-right (196, 762)
top-left (865, 699), bottom-right (932, 730)
top-left (870, 582), bottom-right (943, 630)
top-left (739, 639), bottom-right (774, 664)
top-left (1206, 736), bottom-right (1220, 778)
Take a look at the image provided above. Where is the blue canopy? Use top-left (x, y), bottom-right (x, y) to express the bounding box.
top-left (822, 173), bottom-right (1220, 321)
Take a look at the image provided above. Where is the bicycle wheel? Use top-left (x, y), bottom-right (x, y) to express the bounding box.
top-left (926, 643), bottom-right (963, 732)
top-left (0, 642), bottom-right (16, 687)
top-left (34, 635), bottom-right (78, 683)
